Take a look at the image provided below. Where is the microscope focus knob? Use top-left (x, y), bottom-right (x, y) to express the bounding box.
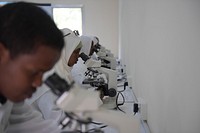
top-left (108, 88), bottom-right (117, 97)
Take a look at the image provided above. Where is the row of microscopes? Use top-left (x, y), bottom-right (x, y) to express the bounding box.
top-left (79, 40), bottom-right (119, 109)
top-left (44, 32), bottom-right (139, 133)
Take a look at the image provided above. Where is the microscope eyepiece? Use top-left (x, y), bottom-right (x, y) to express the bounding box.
top-left (79, 52), bottom-right (90, 62)
top-left (44, 73), bottom-right (71, 96)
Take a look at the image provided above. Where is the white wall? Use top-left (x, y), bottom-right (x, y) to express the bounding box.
top-left (120, 0), bottom-right (200, 133)
top-left (6, 0), bottom-right (119, 56)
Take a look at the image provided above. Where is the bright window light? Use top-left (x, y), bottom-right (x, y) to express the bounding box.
top-left (53, 8), bottom-right (82, 35)
top-left (0, 2), bottom-right (10, 6)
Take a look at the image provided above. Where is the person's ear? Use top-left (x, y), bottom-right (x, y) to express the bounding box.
top-left (0, 42), bottom-right (10, 64)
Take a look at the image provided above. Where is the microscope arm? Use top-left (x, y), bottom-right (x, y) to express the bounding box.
top-left (85, 58), bottom-right (101, 68)
top-left (79, 52), bottom-right (101, 68)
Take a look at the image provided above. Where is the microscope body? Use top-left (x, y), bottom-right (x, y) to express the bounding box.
top-left (94, 46), bottom-right (117, 70)
top-left (56, 84), bottom-right (101, 112)
top-left (95, 67), bottom-right (117, 109)
top-left (80, 52), bottom-right (118, 109)
top-left (100, 56), bottom-right (117, 70)
top-left (82, 66), bottom-right (118, 109)
top-left (96, 46), bottom-right (113, 57)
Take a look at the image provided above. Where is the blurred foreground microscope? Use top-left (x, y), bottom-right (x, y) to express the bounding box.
top-left (44, 73), bottom-right (139, 133)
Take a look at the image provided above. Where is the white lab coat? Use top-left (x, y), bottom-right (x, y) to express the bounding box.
top-left (0, 101), bottom-right (61, 133)
top-left (71, 36), bottom-right (93, 85)
top-left (26, 28), bottom-right (81, 124)
top-left (89, 36), bottom-right (98, 46)
top-left (71, 58), bottom-right (87, 85)
top-left (79, 36), bottom-right (93, 56)
top-left (0, 101), bottom-right (12, 132)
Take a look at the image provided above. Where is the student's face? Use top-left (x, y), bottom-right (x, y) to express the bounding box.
top-left (0, 44), bottom-right (61, 102)
top-left (68, 48), bottom-right (81, 67)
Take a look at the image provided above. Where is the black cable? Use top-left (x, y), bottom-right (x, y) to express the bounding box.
top-left (118, 81), bottom-right (128, 93)
top-left (115, 92), bottom-right (125, 113)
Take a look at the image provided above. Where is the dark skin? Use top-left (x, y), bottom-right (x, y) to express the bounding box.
top-left (0, 43), bottom-right (61, 102)
top-left (89, 42), bottom-right (94, 56)
top-left (68, 48), bottom-right (81, 67)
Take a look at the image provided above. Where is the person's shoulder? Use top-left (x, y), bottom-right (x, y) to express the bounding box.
top-left (0, 100), bottom-right (13, 108)
top-left (25, 84), bottom-right (50, 105)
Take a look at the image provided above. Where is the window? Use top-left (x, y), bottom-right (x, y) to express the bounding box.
top-left (0, 3), bottom-right (83, 35)
top-left (53, 7), bottom-right (82, 35)
top-left (0, 2), bottom-right (10, 6)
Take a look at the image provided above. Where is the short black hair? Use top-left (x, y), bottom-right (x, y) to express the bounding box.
top-left (0, 2), bottom-right (64, 58)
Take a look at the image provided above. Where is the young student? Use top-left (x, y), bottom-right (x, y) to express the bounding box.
top-left (71, 35), bottom-right (99, 85)
top-left (0, 2), bottom-right (64, 133)
top-left (71, 36), bottom-right (93, 85)
top-left (26, 28), bottom-right (82, 123)
top-left (71, 35), bottom-right (105, 101)
top-left (55, 28), bottom-right (82, 83)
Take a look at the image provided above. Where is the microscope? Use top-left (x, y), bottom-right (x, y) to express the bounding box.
top-left (116, 59), bottom-right (127, 81)
top-left (92, 44), bottom-right (117, 70)
top-left (44, 73), bottom-right (139, 133)
top-left (80, 53), bottom-right (118, 109)
top-left (99, 56), bottom-right (117, 70)
top-left (79, 52), bottom-right (101, 68)
top-left (93, 44), bottom-right (113, 57)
